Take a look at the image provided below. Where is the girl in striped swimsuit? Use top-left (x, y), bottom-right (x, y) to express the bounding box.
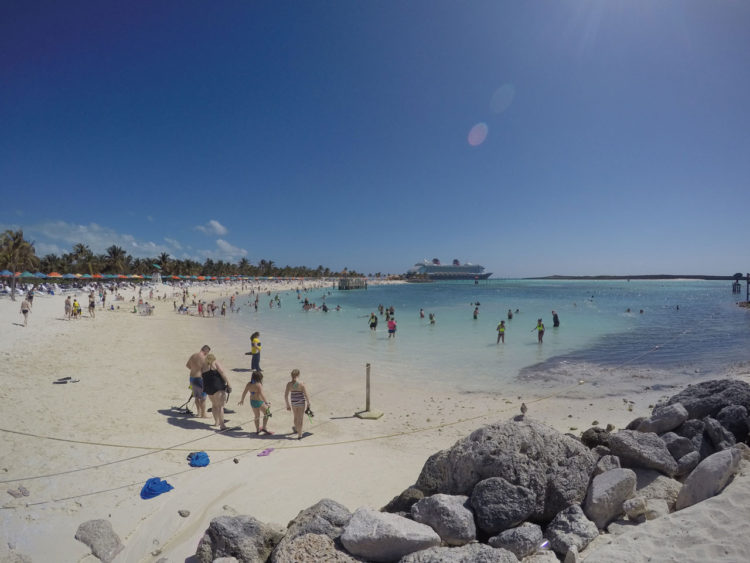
top-left (284, 369), bottom-right (311, 440)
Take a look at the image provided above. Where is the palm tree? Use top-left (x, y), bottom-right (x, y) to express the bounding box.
top-left (157, 252), bottom-right (171, 275)
top-left (262, 259), bottom-right (275, 276)
top-left (40, 253), bottom-right (63, 273)
top-left (105, 245), bottom-right (129, 273)
top-left (0, 229), bottom-right (39, 301)
top-left (72, 243), bottom-right (95, 275)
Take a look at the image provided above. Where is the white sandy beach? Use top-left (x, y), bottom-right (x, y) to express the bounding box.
top-left (1, 282), bottom-right (749, 562)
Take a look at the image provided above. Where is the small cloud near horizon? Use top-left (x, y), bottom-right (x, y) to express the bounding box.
top-left (196, 220), bottom-right (228, 236)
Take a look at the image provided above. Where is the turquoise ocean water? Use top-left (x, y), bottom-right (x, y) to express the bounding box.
top-left (218, 280), bottom-right (750, 396)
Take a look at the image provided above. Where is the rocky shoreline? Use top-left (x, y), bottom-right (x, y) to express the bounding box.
top-left (76, 379), bottom-right (750, 562)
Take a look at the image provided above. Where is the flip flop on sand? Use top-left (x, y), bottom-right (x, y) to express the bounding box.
top-left (257, 448), bottom-right (274, 457)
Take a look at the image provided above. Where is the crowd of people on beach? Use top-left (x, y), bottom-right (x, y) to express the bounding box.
top-left (185, 343), bottom-right (312, 440)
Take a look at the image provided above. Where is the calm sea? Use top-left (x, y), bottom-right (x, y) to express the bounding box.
top-left (217, 280), bottom-right (750, 396)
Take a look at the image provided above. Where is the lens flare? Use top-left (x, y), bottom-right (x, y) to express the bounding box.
top-left (490, 84), bottom-right (515, 114)
top-left (467, 122), bottom-right (488, 146)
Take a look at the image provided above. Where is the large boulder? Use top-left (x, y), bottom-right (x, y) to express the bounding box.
top-left (414, 418), bottom-right (596, 523)
top-left (544, 505), bottom-right (598, 556)
top-left (637, 403), bottom-right (689, 434)
top-left (608, 430), bottom-right (678, 476)
top-left (659, 432), bottom-right (695, 460)
top-left (411, 494), bottom-right (476, 546)
top-left (675, 448), bottom-right (742, 510)
top-left (398, 543), bottom-right (519, 562)
top-left (470, 477), bottom-right (537, 535)
top-left (340, 507), bottom-right (440, 562)
top-left (195, 515), bottom-right (284, 563)
top-left (675, 451), bottom-right (701, 477)
top-left (271, 533), bottom-right (356, 563)
top-left (593, 455), bottom-right (621, 476)
top-left (703, 417), bottom-right (736, 451)
top-left (74, 519), bottom-right (124, 563)
top-left (489, 522), bottom-right (544, 559)
top-left (716, 404), bottom-right (749, 443)
top-left (632, 469), bottom-right (683, 512)
top-left (582, 468), bottom-right (637, 530)
top-left (271, 499), bottom-right (351, 562)
top-left (673, 419), bottom-right (715, 459)
top-left (383, 486), bottom-right (424, 513)
top-left (666, 379), bottom-right (750, 419)
top-left (581, 427), bottom-right (611, 449)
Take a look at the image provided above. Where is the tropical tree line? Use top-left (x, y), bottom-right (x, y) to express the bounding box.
top-left (0, 229), bottom-right (365, 284)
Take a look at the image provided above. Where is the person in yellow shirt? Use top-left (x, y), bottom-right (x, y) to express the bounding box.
top-left (496, 320), bottom-right (505, 344)
top-left (249, 331), bottom-right (262, 371)
top-left (534, 319), bottom-right (545, 343)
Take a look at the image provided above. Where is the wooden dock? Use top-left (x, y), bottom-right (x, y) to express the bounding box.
top-left (338, 277), bottom-right (367, 290)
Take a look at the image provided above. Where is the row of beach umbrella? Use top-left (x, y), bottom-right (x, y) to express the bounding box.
top-left (0, 271), bottom-right (292, 281)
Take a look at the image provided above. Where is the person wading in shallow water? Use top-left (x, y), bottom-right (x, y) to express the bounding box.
top-left (534, 319), bottom-right (545, 343)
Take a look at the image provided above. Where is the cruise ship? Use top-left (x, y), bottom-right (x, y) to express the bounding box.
top-left (406, 259), bottom-right (492, 281)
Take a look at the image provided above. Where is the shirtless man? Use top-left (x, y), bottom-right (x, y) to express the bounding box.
top-left (20, 298), bottom-right (31, 327)
top-left (186, 345), bottom-right (210, 418)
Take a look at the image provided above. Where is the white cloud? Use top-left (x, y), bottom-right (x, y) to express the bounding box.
top-left (215, 239), bottom-right (247, 260)
top-left (197, 239), bottom-right (248, 261)
top-left (164, 237), bottom-right (182, 250)
top-left (19, 221), bottom-right (174, 258)
top-left (196, 220), bottom-right (228, 236)
top-left (2, 220), bottom-right (248, 264)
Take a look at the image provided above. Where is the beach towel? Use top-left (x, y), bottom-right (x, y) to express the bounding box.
top-left (187, 451), bottom-right (210, 467)
top-left (140, 477), bottom-right (174, 499)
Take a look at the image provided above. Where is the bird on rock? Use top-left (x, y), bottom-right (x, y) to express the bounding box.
top-left (520, 402), bottom-right (528, 415)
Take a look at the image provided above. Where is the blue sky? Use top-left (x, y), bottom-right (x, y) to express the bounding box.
top-left (2, 1), bottom-right (749, 277)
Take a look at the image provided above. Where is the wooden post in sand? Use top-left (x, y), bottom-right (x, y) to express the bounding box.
top-left (366, 362), bottom-right (371, 411)
top-left (356, 362), bottom-right (383, 420)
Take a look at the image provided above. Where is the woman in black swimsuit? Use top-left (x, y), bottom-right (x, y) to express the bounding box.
top-left (202, 353), bottom-right (232, 430)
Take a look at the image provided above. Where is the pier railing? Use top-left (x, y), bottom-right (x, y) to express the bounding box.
top-left (337, 278), bottom-right (367, 290)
